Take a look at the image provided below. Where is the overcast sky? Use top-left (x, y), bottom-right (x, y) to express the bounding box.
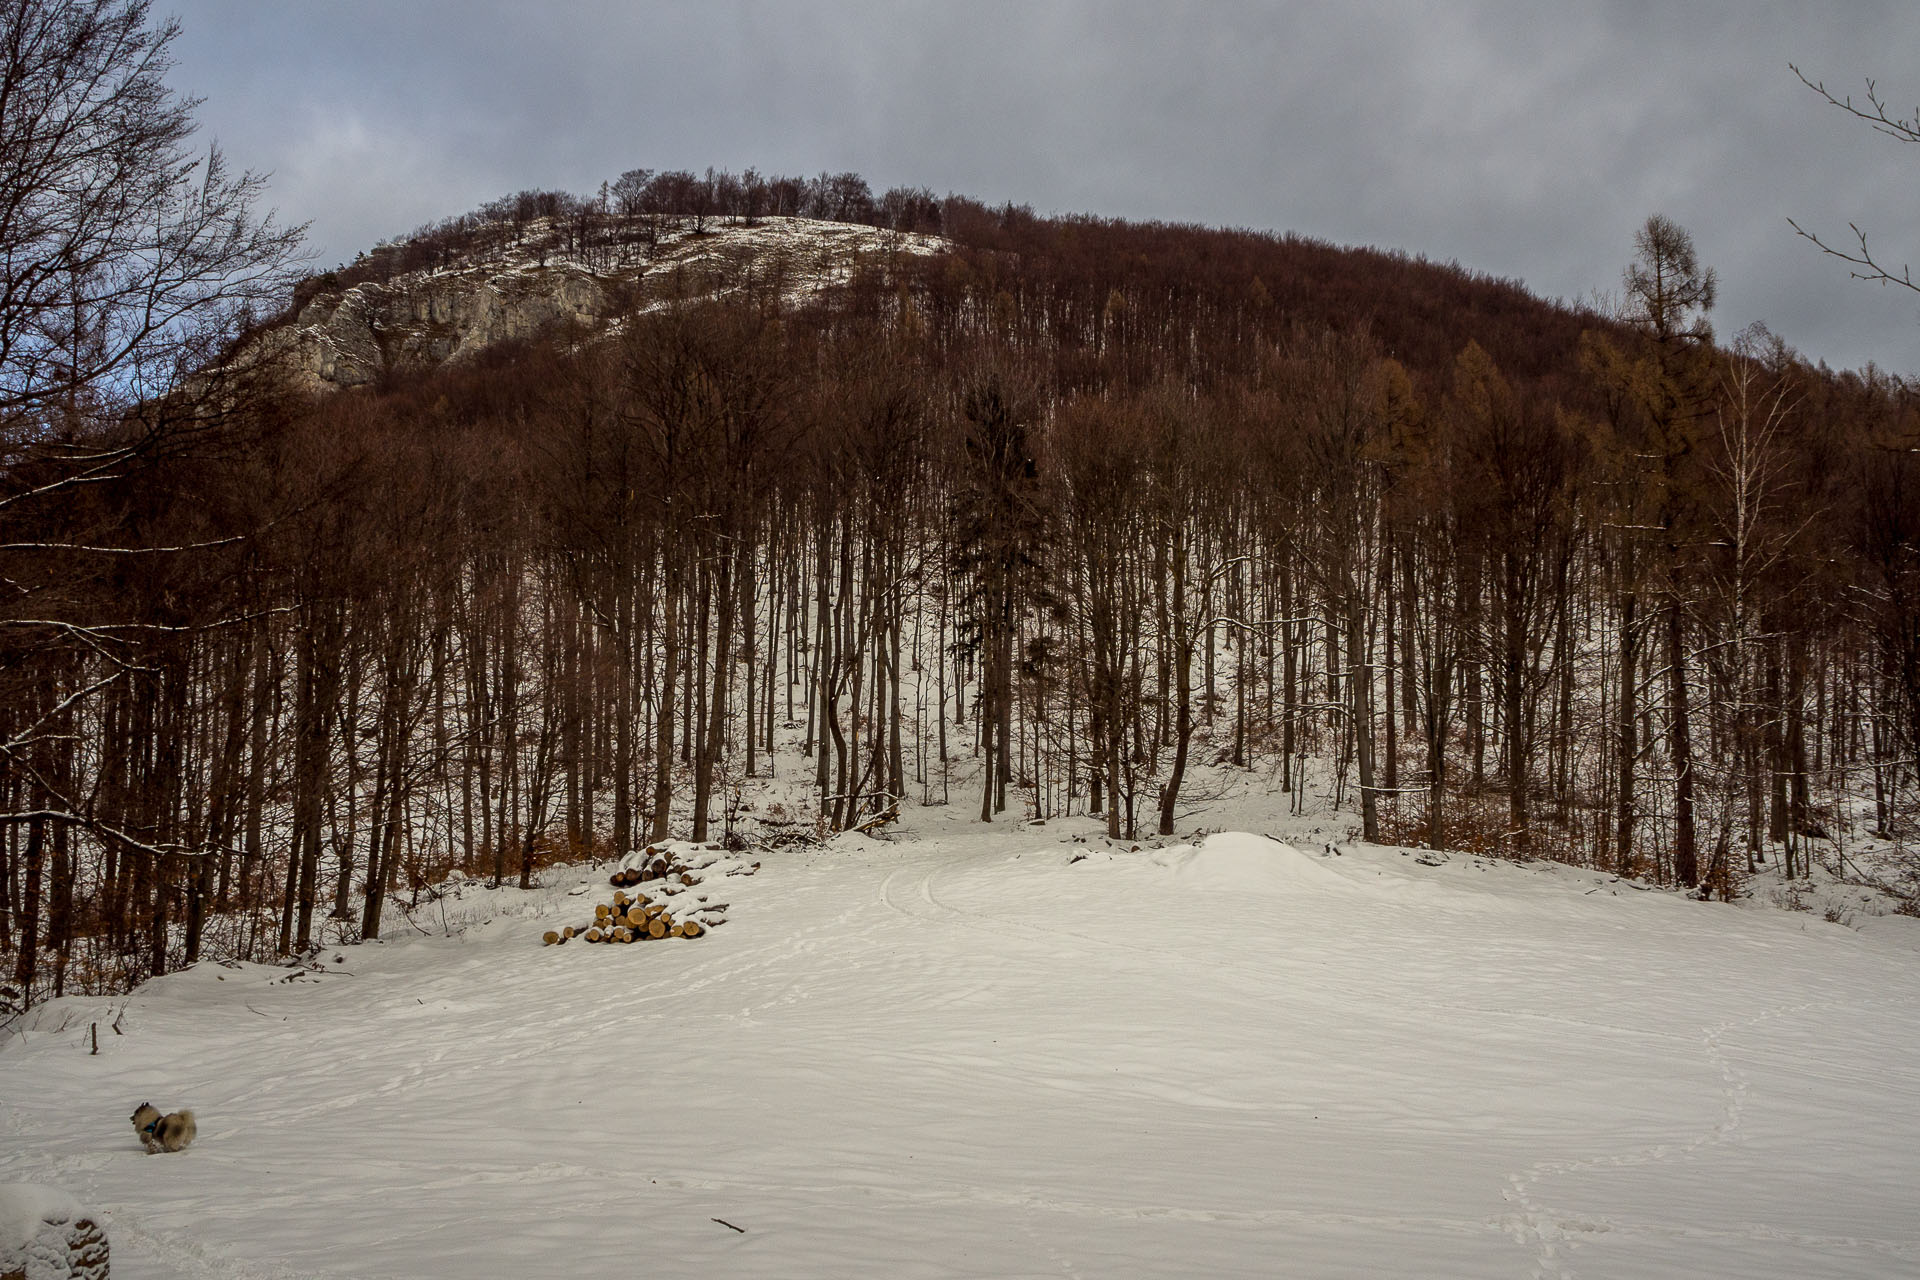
top-left (161, 1), bottom-right (1920, 376)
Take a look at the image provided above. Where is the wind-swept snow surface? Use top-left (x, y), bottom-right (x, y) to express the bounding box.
top-left (4, 816), bottom-right (1919, 1278)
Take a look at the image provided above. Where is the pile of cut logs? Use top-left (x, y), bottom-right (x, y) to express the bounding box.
top-left (542, 843), bottom-right (736, 946)
top-left (542, 887), bottom-right (706, 945)
top-left (608, 848), bottom-right (684, 889)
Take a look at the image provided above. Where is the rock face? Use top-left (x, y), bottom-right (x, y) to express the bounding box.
top-left (269, 263), bottom-right (609, 393)
top-left (0, 1185), bottom-right (109, 1280)
top-left (258, 217), bottom-right (944, 396)
top-left (266, 262), bottom-right (610, 393)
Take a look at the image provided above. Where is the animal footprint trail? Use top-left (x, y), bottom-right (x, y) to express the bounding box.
top-left (1501, 1000), bottom-right (1828, 1279)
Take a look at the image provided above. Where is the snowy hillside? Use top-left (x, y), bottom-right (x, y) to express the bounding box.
top-left (3, 779), bottom-right (1917, 1280)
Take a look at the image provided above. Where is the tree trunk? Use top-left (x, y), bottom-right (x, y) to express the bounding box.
top-left (652, 551), bottom-right (680, 842)
top-left (693, 543), bottom-right (736, 842)
top-left (1348, 576), bottom-right (1380, 843)
top-left (1615, 583), bottom-right (1639, 876)
top-left (1504, 562), bottom-right (1529, 852)
top-left (1668, 597), bottom-right (1698, 888)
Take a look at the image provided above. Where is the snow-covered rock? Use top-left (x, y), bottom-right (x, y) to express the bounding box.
top-left (0, 1185), bottom-right (107, 1280)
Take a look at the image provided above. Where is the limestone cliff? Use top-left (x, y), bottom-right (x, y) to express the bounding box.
top-left (257, 217), bottom-right (944, 395)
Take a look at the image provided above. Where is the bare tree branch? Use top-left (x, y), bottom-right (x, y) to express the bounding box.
top-left (1790, 63), bottom-right (1920, 295)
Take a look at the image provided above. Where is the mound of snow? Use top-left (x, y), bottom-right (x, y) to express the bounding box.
top-left (0, 1184), bottom-right (84, 1254)
top-left (0, 1183), bottom-right (106, 1280)
top-left (1151, 831), bottom-right (1351, 895)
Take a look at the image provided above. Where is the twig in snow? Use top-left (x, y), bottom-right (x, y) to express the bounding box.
top-left (711, 1218), bottom-right (746, 1233)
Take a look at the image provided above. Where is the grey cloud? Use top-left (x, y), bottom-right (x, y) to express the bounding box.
top-left (163, 0), bottom-right (1920, 373)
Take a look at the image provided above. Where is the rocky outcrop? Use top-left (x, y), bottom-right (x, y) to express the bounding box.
top-left (257, 217), bottom-right (944, 395)
top-left (262, 262), bottom-right (611, 394)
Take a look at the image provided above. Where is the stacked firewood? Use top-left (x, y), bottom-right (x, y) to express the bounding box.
top-left (542, 842), bottom-right (745, 947)
top-left (608, 846), bottom-right (687, 889)
top-left (542, 888), bottom-right (707, 945)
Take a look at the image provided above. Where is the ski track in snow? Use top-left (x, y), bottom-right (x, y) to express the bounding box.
top-left (4, 806), bottom-right (1920, 1278)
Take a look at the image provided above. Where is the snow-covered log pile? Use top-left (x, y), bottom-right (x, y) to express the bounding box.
top-left (0, 1185), bottom-right (108, 1280)
top-left (542, 842), bottom-right (756, 946)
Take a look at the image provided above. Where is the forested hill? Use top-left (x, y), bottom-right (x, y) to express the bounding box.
top-left (8, 164), bottom-right (1920, 1007)
top-left (934, 207), bottom-right (1613, 391)
top-left (260, 173), bottom-right (1615, 403)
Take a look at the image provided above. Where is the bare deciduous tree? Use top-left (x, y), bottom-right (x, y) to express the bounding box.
top-left (0, 0), bottom-right (304, 428)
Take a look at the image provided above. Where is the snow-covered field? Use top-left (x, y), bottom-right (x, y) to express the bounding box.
top-left (4, 785), bottom-right (1919, 1279)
